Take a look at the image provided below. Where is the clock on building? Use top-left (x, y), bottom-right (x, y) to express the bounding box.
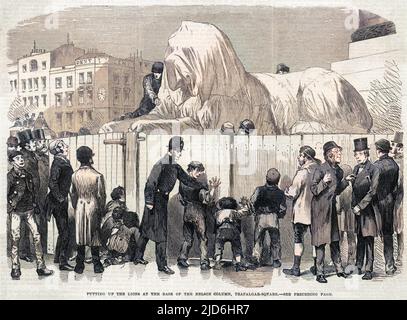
top-left (98, 87), bottom-right (106, 101)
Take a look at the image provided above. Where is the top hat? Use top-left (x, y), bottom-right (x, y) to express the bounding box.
top-left (392, 132), bottom-right (403, 144)
top-left (353, 137), bottom-right (369, 152)
top-left (375, 139), bottom-right (391, 152)
top-left (323, 141), bottom-right (342, 155)
top-left (151, 62), bottom-right (164, 73)
top-left (32, 128), bottom-right (46, 141)
top-left (17, 129), bottom-right (34, 145)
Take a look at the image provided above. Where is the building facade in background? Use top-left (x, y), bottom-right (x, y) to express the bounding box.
top-left (8, 36), bottom-right (153, 135)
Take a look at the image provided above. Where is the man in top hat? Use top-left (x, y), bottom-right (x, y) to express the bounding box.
top-left (7, 150), bottom-right (53, 279)
top-left (346, 138), bottom-right (381, 280)
top-left (70, 146), bottom-right (106, 274)
top-left (283, 145), bottom-right (321, 277)
top-left (120, 61), bottom-right (164, 119)
top-left (32, 128), bottom-right (49, 253)
top-left (390, 132), bottom-right (404, 265)
top-left (371, 138), bottom-right (399, 274)
top-left (310, 141), bottom-right (349, 283)
top-left (17, 129), bottom-right (40, 262)
top-left (134, 136), bottom-right (205, 274)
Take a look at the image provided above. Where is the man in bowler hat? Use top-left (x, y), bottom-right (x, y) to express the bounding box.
top-left (370, 139), bottom-right (399, 274)
top-left (346, 138), bottom-right (380, 280)
top-left (311, 141), bottom-right (349, 283)
top-left (134, 136), bottom-right (205, 274)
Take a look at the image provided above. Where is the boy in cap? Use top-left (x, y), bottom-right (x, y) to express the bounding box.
top-left (390, 132), bottom-right (404, 265)
top-left (134, 136), bottom-right (205, 274)
top-left (371, 138), bottom-right (399, 275)
top-left (311, 141), bottom-right (349, 283)
top-left (213, 197), bottom-right (252, 272)
top-left (7, 150), bottom-right (53, 279)
top-left (283, 145), bottom-right (320, 277)
top-left (251, 168), bottom-right (286, 268)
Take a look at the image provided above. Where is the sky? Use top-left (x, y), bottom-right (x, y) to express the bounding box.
top-left (6, 5), bottom-right (358, 73)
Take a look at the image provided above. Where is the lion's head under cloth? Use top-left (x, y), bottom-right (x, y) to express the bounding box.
top-left (100, 21), bottom-right (372, 135)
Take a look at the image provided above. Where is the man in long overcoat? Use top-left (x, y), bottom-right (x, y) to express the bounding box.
top-left (311, 141), bottom-right (349, 283)
top-left (71, 146), bottom-right (106, 274)
top-left (371, 139), bottom-right (399, 275)
top-left (46, 140), bottom-right (74, 271)
top-left (347, 138), bottom-right (381, 280)
top-left (134, 136), bottom-right (204, 275)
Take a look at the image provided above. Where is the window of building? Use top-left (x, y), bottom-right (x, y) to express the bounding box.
top-left (41, 77), bottom-right (46, 90)
top-left (22, 64), bottom-right (27, 73)
top-left (86, 86), bottom-right (93, 102)
top-left (86, 110), bottom-right (93, 121)
top-left (123, 88), bottom-right (130, 105)
top-left (55, 77), bottom-right (62, 89)
top-left (30, 60), bottom-right (38, 72)
top-left (56, 113), bottom-right (62, 128)
top-left (28, 79), bottom-right (32, 90)
top-left (67, 76), bottom-right (73, 88)
top-left (78, 111), bottom-right (84, 123)
top-left (66, 92), bottom-right (73, 107)
top-left (42, 95), bottom-right (47, 106)
top-left (79, 73), bottom-right (84, 84)
top-left (33, 78), bottom-right (38, 91)
top-left (14, 80), bottom-right (17, 90)
top-left (28, 96), bottom-right (33, 106)
top-left (23, 97), bottom-right (27, 106)
top-left (42, 61), bottom-right (47, 69)
top-left (124, 74), bottom-right (130, 85)
top-left (78, 88), bottom-right (84, 104)
top-left (114, 73), bottom-right (120, 85)
top-left (87, 72), bottom-right (92, 84)
top-left (114, 88), bottom-right (121, 105)
top-left (55, 93), bottom-right (62, 107)
top-left (10, 81), bottom-right (13, 92)
top-left (21, 79), bottom-right (26, 91)
top-left (34, 96), bottom-right (39, 107)
top-left (66, 113), bottom-right (73, 128)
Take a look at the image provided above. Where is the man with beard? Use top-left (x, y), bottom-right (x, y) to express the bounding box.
top-left (390, 132), bottom-right (404, 265)
top-left (46, 140), bottom-right (74, 271)
top-left (119, 62), bottom-right (164, 119)
top-left (283, 146), bottom-right (320, 277)
top-left (177, 161), bottom-right (221, 271)
top-left (134, 136), bottom-right (205, 275)
top-left (311, 141), bottom-right (349, 283)
top-left (371, 139), bottom-right (399, 275)
top-left (346, 138), bottom-right (380, 280)
top-left (33, 129), bottom-right (49, 254)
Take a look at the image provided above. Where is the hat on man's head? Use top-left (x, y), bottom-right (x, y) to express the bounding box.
top-left (32, 128), bottom-right (46, 141)
top-left (7, 136), bottom-right (19, 148)
top-left (221, 122), bottom-right (235, 135)
top-left (168, 136), bottom-right (184, 152)
top-left (353, 137), bottom-right (369, 152)
top-left (375, 139), bottom-right (391, 152)
top-left (49, 140), bottom-right (65, 155)
top-left (8, 150), bottom-right (23, 162)
top-left (323, 141), bottom-right (342, 155)
top-left (392, 132), bottom-right (403, 145)
top-left (299, 145), bottom-right (316, 159)
top-left (76, 146), bottom-right (94, 163)
top-left (17, 129), bottom-right (34, 145)
top-left (238, 119), bottom-right (255, 135)
top-left (151, 62), bottom-right (164, 73)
